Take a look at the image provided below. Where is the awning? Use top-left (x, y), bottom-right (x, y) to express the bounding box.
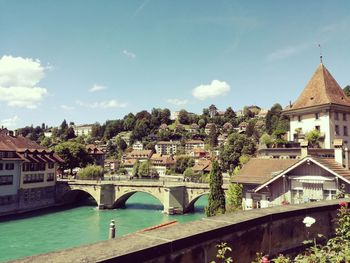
top-left (289, 175), bottom-right (334, 184)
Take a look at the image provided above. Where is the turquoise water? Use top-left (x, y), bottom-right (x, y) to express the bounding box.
top-left (0, 193), bottom-right (207, 262)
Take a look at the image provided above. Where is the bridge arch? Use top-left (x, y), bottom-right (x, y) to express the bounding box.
top-left (113, 190), bottom-right (164, 209)
top-left (60, 189), bottom-right (99, 206)
top-left (185, 192), bottom-right (209, 213)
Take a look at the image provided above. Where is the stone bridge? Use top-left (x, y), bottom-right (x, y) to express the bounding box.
top-left (56, 180), bottom-right (229, 214)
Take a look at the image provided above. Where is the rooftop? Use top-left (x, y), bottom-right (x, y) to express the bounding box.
top-left (284, 63), bottom-right (350, 112)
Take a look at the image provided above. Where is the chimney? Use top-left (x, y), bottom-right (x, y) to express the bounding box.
top-left (300, 140), bottom-right (309, 158)
top-left (333, 139), bottom-right (344, 167)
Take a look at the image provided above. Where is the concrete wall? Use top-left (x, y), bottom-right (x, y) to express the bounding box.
top-left (13, 198), bottom-right (348, 263)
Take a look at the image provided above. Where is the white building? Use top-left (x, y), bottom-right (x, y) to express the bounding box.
top-left (73, 124), bottom-right (93, 137)
top-left (132, 141), bottom-right (143, 151)
top-left (283, 63), bottom-right (350, 149)
top-left (155, 141), bottom-right (180, 155)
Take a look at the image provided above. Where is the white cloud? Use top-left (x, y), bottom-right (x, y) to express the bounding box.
top-left (267, 43), bottom-right (312, 61)
top-left (167, 98), bottom-right (188, 106)
top-left (89, 84), bottom-right (107, 93)
top-left (0, 115), bottom-right (20, 129)
top-left (60, 104), bottom-right (75, 111)
top-left (76, 99), bottom-right (127, 109)
top-left (0, 55), bottom-right (48, 109)
top-left (192, 80), bottom-right (230, 100)
top-left (122, 50), bottom-right (136, 59)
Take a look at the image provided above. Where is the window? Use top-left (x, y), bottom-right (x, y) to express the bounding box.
top-left (0, 175), bottom-right (13, 185)
top-left (344, 126), bottom-right (348, 136)
top-left (315, 126), bottom-right (320, 132)
top-left (335, 112), bottom-right (339, 120)
top-left (5, 163), bottom-right (14, 170)
top-left (48, 162), bottom-right (54, 169)
top-left (323, 189), bottom-right (336, 200)
top-left (47, 173), bottom-right (55, 181)
top-left (343, 113), bottom-right (347, 121)
top-left (315, 113), bottom-right (319, 120)
top-left (0, 163), bottom-right (3, 170)
top-left (335, 125), bottom-right (340, 136)
top-left (23, 173), bottom-right (44, 184)
top-left (298, 115), bottom-right (301, 122)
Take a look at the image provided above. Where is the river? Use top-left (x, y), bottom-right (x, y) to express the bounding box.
top-left (0, 192), bottom-right (208, 262)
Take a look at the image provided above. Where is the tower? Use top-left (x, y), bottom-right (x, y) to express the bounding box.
top-left (283, 63), bottom-right (350, 148)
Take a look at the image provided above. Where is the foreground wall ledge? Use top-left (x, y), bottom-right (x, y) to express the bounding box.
top-left (8, 198), bottom-right (349, 263)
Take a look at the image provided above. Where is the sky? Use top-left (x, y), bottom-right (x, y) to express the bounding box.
top-left (0, 0), bottom-right (350, 129)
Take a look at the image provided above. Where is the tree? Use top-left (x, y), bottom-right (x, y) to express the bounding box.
top-left (226, 183), bottom-right (243, 212)
top-left (40, 137), bottom-right (52, 148)
top-left (306, 129), bottom-right (321, 148)
top-left (206, 161), bottom-right (225, 217)
top-left (219, 133), bottom-right (256, 171)
top-left (77, 165), bottom-right (104, 180)
top-left (131, 119), bottom-right (150, 142)
top-left (123, 113), bottom-right (136, 131)
top-left (132, 160), bottom-right (140, 178)
top-left (173, 156), bottom-right (194, 174)
top-left (64, 127), bottom-right (76, 140)
top-left (265, 103), bottom-right (283, 135)
top-left (54, 141), bottom-right (93, 174)
top-left (343, 85), bottom-right (350, 97)
top-left (183, 167), bottom-right (194, 179)
top-left (138, 160), bottom-right (150, 177)
top-left (178, 109), bottom-right (190, 124)
top-left (224, 107), bottom-right (236, 125)
top-left (161, 108), bottom-right (171, 125)
top-left (208, 124), bottom-right (218, 148)
top-left (91, 123), bottom-right (103, 139)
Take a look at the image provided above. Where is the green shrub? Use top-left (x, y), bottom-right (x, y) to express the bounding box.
top-left (77, 165), bottom-right (104, 180)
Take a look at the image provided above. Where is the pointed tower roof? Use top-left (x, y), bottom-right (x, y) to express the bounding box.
top-left (285, 63), bottom-right (350, 112)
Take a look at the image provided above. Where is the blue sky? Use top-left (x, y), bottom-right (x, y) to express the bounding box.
top-left (0, 0), bottom-right (350, 129)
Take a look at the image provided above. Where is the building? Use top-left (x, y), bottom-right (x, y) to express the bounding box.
top-left (155, 141), bottom-right (180, 155)
top-left (0, 129), bottom-right (63, 216)
top-left (150, 154), bottom-right (175, 176)
top-left (238, 121), bottom-right (248, 133)
top-left (204, 123), bottom-right (216, 135)
top-left (132, 141), bottom-right (143, 151)
top-left (234, 142), bottom-right (350, 210)
top-left (185, 140), bottom-right (205, 153)
top-left (188, 123), bottom-right (199, 133)
top-left (192, 159), bottom-right (212, 174)
top-left (125, 150), bottom-right (153, 161)
top-left (73, 124), bottom-right (93, 137)
top-left (86, 144), bottom-right (105, 167)
top-left (188, 148), bottom-right (209, 159)
top-left (283, 63), bottom-right (350, 149)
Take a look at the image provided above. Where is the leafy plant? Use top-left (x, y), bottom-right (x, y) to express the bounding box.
top-left (211, 242), bottom-right (232, 263)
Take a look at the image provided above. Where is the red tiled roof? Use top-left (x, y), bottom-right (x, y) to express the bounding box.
top-left (285, 63), bottom-right (350, 112)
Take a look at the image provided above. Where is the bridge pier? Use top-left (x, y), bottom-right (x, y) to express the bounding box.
top-left (163, 186), bottom-right (186, 214)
